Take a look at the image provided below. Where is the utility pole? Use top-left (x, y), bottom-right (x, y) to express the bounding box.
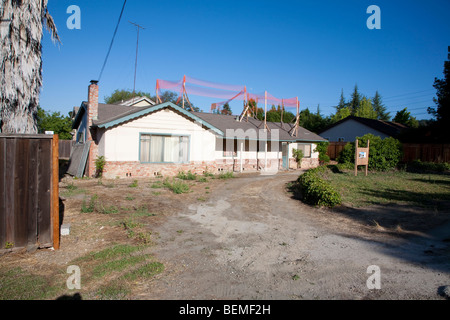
top-left (129, 21), bottom-right (145, 100)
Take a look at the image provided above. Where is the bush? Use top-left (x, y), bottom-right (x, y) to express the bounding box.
top-left (314, 141), bottom-right (330, 164)
top-left (295, 166), bottom-right (341, 207)
top-left (337, 134), bottom-right (402, 171)
top-left (292, 148), bottom-right (304, 168)
top-left (95, 156), bottom-right (106, 178)
top-left (406, 160), bottom-right (450, 173)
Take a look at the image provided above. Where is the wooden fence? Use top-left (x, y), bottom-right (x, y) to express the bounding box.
top-left (0, 134), bottom-right (60, 252)
top-left (327, 142), bottom-right (348, 160)
top-left (402, 143), bottom-right (450, 163)
top-left (59, 140), bottom-right (74, 160)
top-left (326, 141), bottom-right (450, 163)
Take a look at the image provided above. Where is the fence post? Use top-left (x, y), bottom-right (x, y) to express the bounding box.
top-left (52, 134), bottom-right (60, 250)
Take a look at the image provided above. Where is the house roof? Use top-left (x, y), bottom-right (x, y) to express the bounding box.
top-left (74, 101), bottom-right (326, 142)
top-left (192, 112), bottom-right (326, 142)
top-left (318, 116), bottom-right (407, 138)
top-left (113, 96), bottom-right (155, 107)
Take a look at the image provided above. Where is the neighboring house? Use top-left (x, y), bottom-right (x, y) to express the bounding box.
top-left (318, 116), bottom-right (407, 142)
top-left (71, 81), bottom-right (326, 178)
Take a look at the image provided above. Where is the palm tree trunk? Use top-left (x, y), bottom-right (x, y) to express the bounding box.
top-left (0, 0), bottom-right (59, 133)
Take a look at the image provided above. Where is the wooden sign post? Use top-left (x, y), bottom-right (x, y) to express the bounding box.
top-left (355, 139), bottom-right (370, 176)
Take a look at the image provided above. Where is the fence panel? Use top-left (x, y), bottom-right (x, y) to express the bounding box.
top-left (327, 142), bottom-right (348, 160)
top-left (0, 134), bottom-right (59, 252)
top-left (59, 140), bottom-right (74, 160)
top-left (402, 143), bottom-right (450, 163)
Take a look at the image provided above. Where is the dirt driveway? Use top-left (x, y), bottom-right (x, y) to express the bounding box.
top-left (134, 171), bottom-right (450, 300)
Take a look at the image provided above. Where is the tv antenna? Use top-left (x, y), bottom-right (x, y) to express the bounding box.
top-left (129, 21), bottom-right (145, 99)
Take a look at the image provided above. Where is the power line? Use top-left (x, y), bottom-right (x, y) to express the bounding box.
top-left (98, 0), bottom-right (127, 82)
top-left (382, 89), bottom-right (435, 100)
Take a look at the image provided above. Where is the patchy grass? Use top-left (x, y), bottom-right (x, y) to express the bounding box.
top-left (326, 165), bottom-right (450, 209)
top-left (163, 178), bottom-right (190, 194)
top-left (0, 267), bottom-right (63, 300)
top-left (217, 171), bottom-right (234, 179)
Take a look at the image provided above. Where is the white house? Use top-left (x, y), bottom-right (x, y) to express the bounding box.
top-left (71, 81), bottom-right (326, 178)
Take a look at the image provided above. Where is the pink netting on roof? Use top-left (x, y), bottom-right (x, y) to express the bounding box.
top-left (156, 75), bottom-right (299, 110)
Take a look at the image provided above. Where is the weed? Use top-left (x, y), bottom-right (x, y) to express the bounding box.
top-left (218, 171), bottom-right (234, 179)
top-left (128, 180), bottom-right (138, 188)
top-left (177, 170), bottom-right (197, 180)
top-left (197, 176), bottom-right (207, 182)
top-left (81, 194), bottom-right (98, 213)
top-left (125, 195), bottom-right (135, 201)
top-left (163, 178), bottom-right (190, 194)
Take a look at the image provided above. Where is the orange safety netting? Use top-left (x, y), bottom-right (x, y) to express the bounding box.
top-left (156, 75), bottom-right (299, 111)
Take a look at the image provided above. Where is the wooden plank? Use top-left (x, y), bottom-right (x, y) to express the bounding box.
top-left (0, 138), bottom-right (6, 248)
top-left (37, 139), bottom-right (52, 247)
top-left (0, 134), bottom-right (53, 139)
top-left (14, 138), bottom-right (29, 248)
top-left (27, 139), bottom-right (39, 248)
top-left (52, 135), bottom-right (60, 250)
top-left (5, 138), bottom-right (16, 247)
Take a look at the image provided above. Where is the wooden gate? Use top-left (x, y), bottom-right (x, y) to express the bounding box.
top-left (0, 134), bottom-right (60, 252)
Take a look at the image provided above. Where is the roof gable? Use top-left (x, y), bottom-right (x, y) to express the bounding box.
top-left (319, 116), bottom-right (407, 137)
top-left (94, 102), bottom-right (224, 135)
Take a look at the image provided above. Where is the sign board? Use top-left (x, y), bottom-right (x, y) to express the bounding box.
top-left (355, 139), bottom-right (370, 176)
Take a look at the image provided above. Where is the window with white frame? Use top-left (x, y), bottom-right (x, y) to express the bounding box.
top-left (296, 143), bottom-right (312, 158)
top-left (140, 134), bottom-right (189, 163)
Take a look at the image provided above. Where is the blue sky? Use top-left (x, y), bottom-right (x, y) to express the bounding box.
top-left (40, 0), bottom-right (450, 120)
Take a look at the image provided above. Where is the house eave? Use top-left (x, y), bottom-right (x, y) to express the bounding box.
top-left (94, 102), bottom-right (224, 136)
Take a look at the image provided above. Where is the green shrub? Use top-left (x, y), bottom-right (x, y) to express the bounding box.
top-left (337, 134), bottom-right (402, 171)
top-left (296, 167), bottom-right (341, 207)
top-left (95, 156), bottom-right (106, 178)
top-left (292, 148), bottom-right (304, 168)
top-left (314, 141), bottom-right (330, 164)
top-left (406, 160), bottom-right (450, 173)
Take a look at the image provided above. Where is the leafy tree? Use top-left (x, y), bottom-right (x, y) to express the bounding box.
top-left (331, 106), bottom-right (351, 123)
top-left (104, 89), bottom-right (152, 104)
top-left (104, 89), bottom-right (200, 111)
top-left (372, 91), bottom-right (390, 120)
top-left (354, 97), bottom-right (377, 119)
top-left (298, 106), bottom-right (331, 133)
top-left (36, 106), bottom-right (73, 140)
top-left (393, 108), bottom-right (419, 128)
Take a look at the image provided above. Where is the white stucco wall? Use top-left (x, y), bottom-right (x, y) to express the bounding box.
top-left (101, 109), bottom-right (217, 162)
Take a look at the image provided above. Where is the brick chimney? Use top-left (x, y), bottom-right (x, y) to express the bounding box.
top-left (87, 80), bottom-right (99, 177)
top-left (87, 80), bottom-right (99, 128)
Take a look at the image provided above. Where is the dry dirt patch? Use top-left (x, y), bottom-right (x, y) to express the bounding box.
top-left (1, 171), bottom-right (449, 300)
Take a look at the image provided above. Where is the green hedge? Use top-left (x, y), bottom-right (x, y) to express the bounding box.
top-left (337, 133), bottom-right (402, 171)
top-left (295, 166), bottom-right (341, 208)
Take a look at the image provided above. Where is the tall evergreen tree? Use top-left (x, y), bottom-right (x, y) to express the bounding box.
top-left (349, 84), bottom-right (361, 114)
top-left (428, 51), bottom-right (450, 128)
top-left (372, 91), bottom-right (390, 120)
top-left (337, 89), bottom-right (346, 111)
